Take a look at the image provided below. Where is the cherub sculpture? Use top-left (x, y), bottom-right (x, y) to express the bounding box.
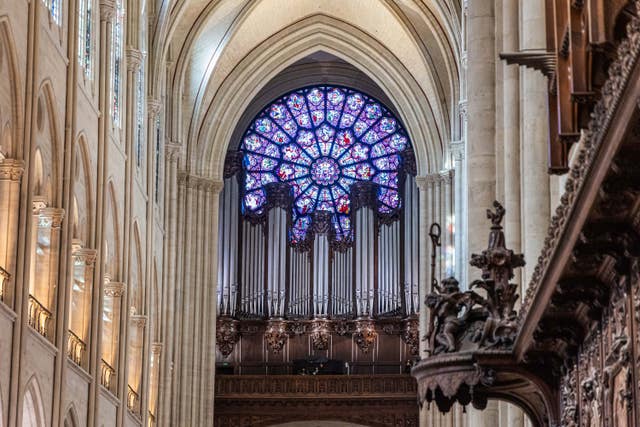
top-left (425, 277), bottom-right (476, 354)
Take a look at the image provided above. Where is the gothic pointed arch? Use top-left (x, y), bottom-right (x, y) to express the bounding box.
top-left (21, 376), bottom-right (46, 427)
top-left (0, 15), bottom-right (23, 158)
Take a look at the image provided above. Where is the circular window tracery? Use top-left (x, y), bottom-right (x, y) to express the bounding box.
top-left (241, 86), bottom-right (411, 244)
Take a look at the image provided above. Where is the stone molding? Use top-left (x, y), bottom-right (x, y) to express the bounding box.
top-left (415, 171), bottom-right (453, 190)
top-left (0, 159), bottom-right (25, 181)
top-left (177, 171), bottom-right (223, 193)
top-left (450, 140), bottom-right (465, 161)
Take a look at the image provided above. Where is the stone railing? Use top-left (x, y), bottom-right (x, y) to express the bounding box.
top-left (67, 330), bottom-right (86, 367)
top-left (100, 359), bottom-right (116, 392)
top-left (127, 385), bottom-right (140, 414)
top-left (28, 295), bottom-right (52, 339)
top-left (215, 374), bottom-right (417, 398)
top-left (0, 266), bottom-right (9, 303)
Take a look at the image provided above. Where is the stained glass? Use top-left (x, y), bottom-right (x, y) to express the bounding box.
top-left (241, 86), bottom-right (410, 243)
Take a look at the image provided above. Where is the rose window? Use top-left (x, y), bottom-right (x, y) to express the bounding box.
top-left (241, 86), bottom-right (410, 244)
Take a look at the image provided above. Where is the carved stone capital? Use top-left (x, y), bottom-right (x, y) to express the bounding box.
top-left (130, 315), bottom-right (147, 328)
top-left (104, 281), bottom-right (126, 297)
top-left (126, 47), bottom-right (144, 72)
top-left (165, 142), bottom-right (181, 162)
top-left (151, 342), bottom-right (163, 354)
top-left (32, 196), bottom-right (48, 214)
top-left (72, 248), bottom-right (97, 266)
top-left (38, 207), bottom-right (65, 228)
top-left (99, 0), bottom-right (116, 21)
top-left (0, 159), bottom-right (25, 181)
top-left (449, 140), bottom-right (465, 162)
top-left (147, 99), bottom-right (162, 117)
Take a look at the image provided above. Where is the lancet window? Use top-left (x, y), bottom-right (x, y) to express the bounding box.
top-left (77, 0), bottom-right (93, 79)
top-left (111, 0), bottom-right (124, 126)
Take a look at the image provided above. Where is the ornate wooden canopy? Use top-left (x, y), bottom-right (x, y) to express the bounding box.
top-left (414, 3), bottom-right (640, 426)
top-left (501, 0), bottom-right (638, 173)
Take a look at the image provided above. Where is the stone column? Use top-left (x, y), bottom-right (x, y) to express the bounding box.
top-left (102, 279), bottom-right (126, 394)
top-left (450, 142), bottom-right (465, 282)
top-left (149, 342), bottom-right (162, 423)
top-left (159, 142), bottom-right (179, 426)
top-left (69, 245), bottom-right (97, 367)
top-left (520, 0), bottom-right (550, 285)
top-left (502, 0), bottom-right (522, 287)
top-left (465, 0), bottom-right (496, 279)
top-left (415, 176), bottom-right (429, 427)
top-left (0, 159), bottom-right (24, 305)
top-left (127, 315), bottom-right (147, 415)
top-left (89, 2), bottom-right (117, 424)
top-left (35, 207), bottom-right (65, 332)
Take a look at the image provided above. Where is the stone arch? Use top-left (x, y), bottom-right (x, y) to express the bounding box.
top-left (193, 15), bottom-right (443, 179)
top-left (21, 376), bottom-right (45, 427)
top-left (129, 221), bottom-right (143, 314)
top-left (72, 134), bottom-right (93, 244)
top-left (0, 15), bottom-right (23, 159)
top-left (62, 404), bottom-right (79, 427)
top-left (33, 80), bottom-right (61, 207)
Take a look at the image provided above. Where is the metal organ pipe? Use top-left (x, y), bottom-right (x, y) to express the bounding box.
top-left (313, 234), bottom-right (329, 317)
top-left (355, 207), bottom-right (375, 316)
top-left (404, 175), bottom-right (420, 314)
top-left (216, 177), bottom-right (240, 316)
top-left (267, 207), bottom-right (287, 317)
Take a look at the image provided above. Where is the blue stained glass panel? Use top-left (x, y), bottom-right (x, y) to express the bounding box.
top-left (241, 86), bottom-right (411, 242)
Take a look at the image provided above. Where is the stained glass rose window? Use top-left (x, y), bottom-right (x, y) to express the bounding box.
top-left (241, 86), bottom-right (410, 243)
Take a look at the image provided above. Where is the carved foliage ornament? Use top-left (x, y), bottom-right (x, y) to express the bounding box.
top-left (216, 317), bottom-right (240, 358)
top-left (310, 318), bottom-right (330, 351)
top-left (265, 319), bottom-right (288, 354)
top-left (354, 318), bottom-right (377, 353)
top-left (425, 201), bottom-right (524, 355)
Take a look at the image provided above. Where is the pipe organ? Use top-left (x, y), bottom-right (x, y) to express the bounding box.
top-left (214, 86), bottom-right (454, 363)
top-left (216, 177), bottom-right (421, 322)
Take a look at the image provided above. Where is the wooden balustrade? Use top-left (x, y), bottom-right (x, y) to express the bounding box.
top-left (100, 359), bottom-right (116, 392)
top-left (28, 295), bottom-right (52, 339)
top-left (67, 330), bottom-right (86, 367)
top-left (0, 266), bottom-right (9, 303)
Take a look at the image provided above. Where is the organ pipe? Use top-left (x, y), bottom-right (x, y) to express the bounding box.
top-left (403, 174), bottom-right (420, 314)
top-left (217, 177), bottom-right (239, 316)
top-left (267, 207), bottom-right (287, 317)
top-left (355, 207), bottom-right (374, 317)
top-left (330, 248), bottom-right (352, 316)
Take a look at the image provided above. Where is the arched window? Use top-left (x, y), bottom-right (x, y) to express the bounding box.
top-left (154, 117), bottom-right (161, 204)
top-left (135, 65), bottom-right (144, 169)
top-left (77, 0), bottom-right (93, 79)
top-left (241, 86), bottom-right (408, 246)
top-left (111, 0), bottom-right (124, 126)
top-left (42, 0), bottom-right (62, 26)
